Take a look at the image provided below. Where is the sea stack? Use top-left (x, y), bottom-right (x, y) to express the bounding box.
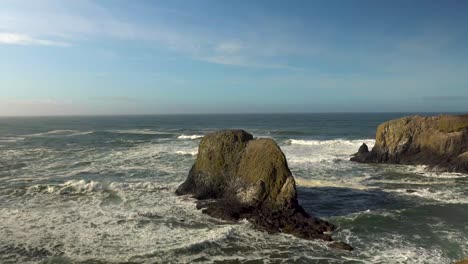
top-left (351, 114), bottom-right (468, 173)
top-left (176, 130), bottom-right (351, 250)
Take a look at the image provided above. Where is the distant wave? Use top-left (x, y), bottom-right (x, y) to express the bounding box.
top-left (25, 130), bottom-right (93, 137)
top-left (289, 139), bottom-right (375, 147)
top-left (0, 136), bottom-right (25, 143)
top-left (108, 129), bottom-right (172, 135)
top-left (177, 134), bottom-right (203, 140)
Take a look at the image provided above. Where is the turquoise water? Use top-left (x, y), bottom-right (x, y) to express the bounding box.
top-left (0, 114), bottom-right (467, 263)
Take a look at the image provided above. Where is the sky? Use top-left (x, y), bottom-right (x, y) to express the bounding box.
top-left (0, 0), bottom-right (468, 115)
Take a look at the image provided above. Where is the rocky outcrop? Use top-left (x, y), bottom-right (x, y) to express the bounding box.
top-left (176, 130), bottom-right (350, 249)
top-left (351, 114), bottom-right (468, 173)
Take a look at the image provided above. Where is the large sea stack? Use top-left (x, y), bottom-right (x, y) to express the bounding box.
top-left (351, 114), bottom-right (468, 173)
top-left (176, 130), bottom-right (351, 250)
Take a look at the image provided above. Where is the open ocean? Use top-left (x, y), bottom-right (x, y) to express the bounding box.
top-left (0, 113), bottom-right (467, 264)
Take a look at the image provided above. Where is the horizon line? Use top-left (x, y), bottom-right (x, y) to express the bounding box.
top-left (0, 111), bottom-right (466, 118)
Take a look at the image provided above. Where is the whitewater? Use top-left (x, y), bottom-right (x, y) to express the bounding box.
top-left (0, 114), bottom-right (466, 263)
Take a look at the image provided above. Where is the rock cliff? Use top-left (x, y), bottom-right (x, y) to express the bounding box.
top-left (351, 114), bottom-right (468, 173)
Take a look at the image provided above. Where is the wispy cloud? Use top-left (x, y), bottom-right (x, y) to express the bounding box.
top-left (0, 0), bottom-right (317, 69)
top-left (0, 32), bottom-right (70, 47)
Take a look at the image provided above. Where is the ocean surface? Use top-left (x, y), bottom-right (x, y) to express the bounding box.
top-left (0, 113), bottom-right (467, 264)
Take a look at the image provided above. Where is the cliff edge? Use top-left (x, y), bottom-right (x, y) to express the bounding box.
top-left (351, 114), bottom-right (468, 173)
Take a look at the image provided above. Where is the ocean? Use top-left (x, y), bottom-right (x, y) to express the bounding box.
top-left (0, 113), bottom-right (466, 263)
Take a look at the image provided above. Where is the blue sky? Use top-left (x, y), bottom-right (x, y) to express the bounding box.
top-left (0, 0), bottom-right (467, 115)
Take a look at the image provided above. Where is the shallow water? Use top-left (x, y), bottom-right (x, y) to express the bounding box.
top-left (0, 114), bottom-right (466, 263)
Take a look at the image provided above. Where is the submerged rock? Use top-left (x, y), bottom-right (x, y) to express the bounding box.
top-left (351, 114), bottom-right (468, 173)
top-left (176, 130), bottom-right (351, 249)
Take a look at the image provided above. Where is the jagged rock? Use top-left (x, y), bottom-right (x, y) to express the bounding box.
top-left (176, 130), bottom-right (351, 249)
top-left (351, 115), bottom-right (468, 173)
top-left (357, 143), bottom-right (369, 154)
top-left (351, 143), bottom-right (370, 162)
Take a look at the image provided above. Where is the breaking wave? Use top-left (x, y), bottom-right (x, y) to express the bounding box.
top-left (177, 134), bottom-right (203, 140)
top-left (175, 150), bottom-right (198, 156)
top-left (289, 138), bottom-right (375, 147)
top-left (0, 136), bottom-right (25, 143)
top-left (25, 130), bottom-right (93, 137)
top-left (108, 129), bottom-right (172, 135)
top-left (26, 179), bottom-right (173, 195)
top-left (386, 188), bottom-right (468, 204)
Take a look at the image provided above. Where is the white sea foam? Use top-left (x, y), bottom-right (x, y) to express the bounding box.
top-left (0, 187), bottom-right (219, 262)
top-left (175, 150), bottom-right (198, 156)
top-left (406, 165), bottom-right (468, 179)
top-left (368, 179), bottom-right (454, 186)
top-left (282, 138), bottom-right (375, 168)
top-left (289, 138), bottom-right (375, 147)
top-left (26, 179), bottom-right (173, 195)
top-left (2, 123), bottom-right (466, 263)
top-left (25, 130), bottom-right (93, 137)
top-left (108, 129), bottom-right (171, 135)
top-left (387, 188), bottom-right (468, 204)
top-left (177, 134), bottom-right (203, 140)
top-left (0, 136), bottom-right (25, 143)
top-left (366, 246), bottom-right (448, 264)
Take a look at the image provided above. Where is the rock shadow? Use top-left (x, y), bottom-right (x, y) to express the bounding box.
top-left (296, 186), bottom-right (413, 218)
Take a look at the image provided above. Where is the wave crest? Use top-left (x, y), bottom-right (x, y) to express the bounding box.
top-left (177, 134), bottom-right (203, 140)
top-left (289, 139), bottom-right (375, 147)
top-left (0, 136), bottom-right (25, 143)
top-left (26, 130), bottom-right (93, 137)
top-left (108, 129), bottom-right (171, 135)
top-left (26, 180), bottom-right (171, 195)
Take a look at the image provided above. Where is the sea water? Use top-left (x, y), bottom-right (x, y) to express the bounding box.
top-left (0, 113), bottom-right (466, 263)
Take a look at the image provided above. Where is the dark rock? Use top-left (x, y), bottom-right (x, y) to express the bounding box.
top-left (350, 114), bottom-right (468, 174)
top-left (176, 130), bottom-right (351, 249)
top-left (358, 143), bottom-right (369, 154)
top-left (329, 241), bottom-right (354, 251)
top-left (350, 143), bottom-right (370, 162)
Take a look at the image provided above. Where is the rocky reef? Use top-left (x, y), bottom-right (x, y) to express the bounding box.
top-left (176, 130), bottom-right (351, 250)
top-left (351, 114), bottom-right (468, 173)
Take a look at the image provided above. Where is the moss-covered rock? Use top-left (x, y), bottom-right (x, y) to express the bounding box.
top-left (176, 130), bottom-right (349, 249)
top-left (351, 114), bottom-right (468, 173)
top-left (175, 130), bottom-right (253, 199)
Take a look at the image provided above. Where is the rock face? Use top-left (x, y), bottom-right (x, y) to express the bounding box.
top-left (176, 130), bottom-right (350, 248)
top-left (351, 114), bottom-right (468, 173)
top-left (455, 259), bottom-right (468, 264)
